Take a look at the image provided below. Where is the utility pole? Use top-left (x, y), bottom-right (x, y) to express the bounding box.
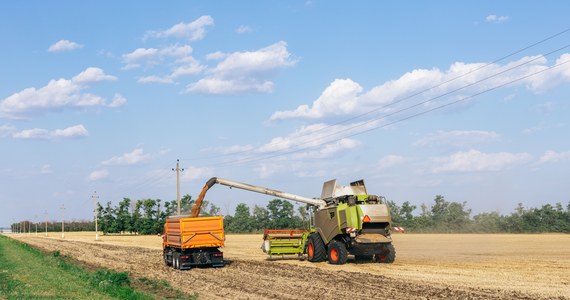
top-left (92, 191), bottom-right (99, 241)
top-left (35, 215), bottom-right (38, 236)
top-left (61, 204), bottom-right (65, 239)
top-left (172, 159), bottom-right (184, 215)
top-left (44, 211), bottom-right (48, 237)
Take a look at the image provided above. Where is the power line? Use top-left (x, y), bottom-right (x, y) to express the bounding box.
top-left (208, 45), bottom-right (570, 167)
top-left (213, 58), bottom-right (570, 166)
top-left (179, 28), bottom-right (570, 163)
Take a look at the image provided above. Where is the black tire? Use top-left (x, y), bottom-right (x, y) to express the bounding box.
top-left (327, 240), bottom-right (348, 265)
top-left (306, 233), bottom-right (326, 262)
top-left (164, 250), bottom-right (172, 266)
top-left (173, 252), bottom-right (180, 270)
top-left (374, 243), bottom-right (396, 263)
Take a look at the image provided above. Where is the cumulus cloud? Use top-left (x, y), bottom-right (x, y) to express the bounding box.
top-left (48, 39), bottom-right (83, 53)
top-left (88, 169), bottom-right (109, 181)
top-left (12, 124), bottom-right (88, 140)
top-left (122, 45), bottom-right (206, 83)
top-left (485, 15), bottom-right (509, 24)
top-left (415, 130), bottom-right (500, 147)
top-left (102, 148), bottom-right (150, 166)
top-left (430, 149), bottom-right (532, 173)
top-left (107, 94), bottom-right (127, 108)
top-left (186, 41), bottom-right (297, 95)
top-left (538, 150), bottom-right (570, 163)
top-left (0, 67), bottom-right (119, 119)
top-left (144, 16), bottom-right (214, 41)
top-left (270, 53), bottom-right (570, 121)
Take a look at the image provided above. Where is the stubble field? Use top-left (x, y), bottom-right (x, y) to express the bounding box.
top-left (10, 232), bottom-right (570, 299)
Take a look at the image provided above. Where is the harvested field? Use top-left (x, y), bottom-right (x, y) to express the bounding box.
top-left (10, 232), bottom-right (570, 299)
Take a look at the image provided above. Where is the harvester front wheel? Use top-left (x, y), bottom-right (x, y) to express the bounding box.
top-left (307, 233), bottom-right (326, 262)
top-left (327, 240), bottom-right (348, 265)
top-left (374, 243), bottom-right (396, 263)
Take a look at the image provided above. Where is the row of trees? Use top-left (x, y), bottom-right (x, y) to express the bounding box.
top-left (223, 199), bottom-right (309, 233)
top-left (95, 196), bottom-right (308, 234)
top-left (10, 194), bottom-right (570, 234)
top-left (387, 195), bottom-right (570, 233)
top-left (10, 220), bottom-right (94, 233)
top-left (95, 195), bottom-right (220, 234)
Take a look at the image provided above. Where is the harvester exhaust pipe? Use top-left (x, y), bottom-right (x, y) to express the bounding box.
top-left (190, 177), bottom-right (327, 217)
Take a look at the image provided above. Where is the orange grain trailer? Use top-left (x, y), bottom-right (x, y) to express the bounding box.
top-left (162, 215), bottom-right (225, 270)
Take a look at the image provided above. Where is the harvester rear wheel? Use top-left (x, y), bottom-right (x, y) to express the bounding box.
top-left (307, 233), bottom-right (326, 262)
top-left (327, 240), bottom-right (348, 265)
top-left (374, 243), bottom-right (396, 263)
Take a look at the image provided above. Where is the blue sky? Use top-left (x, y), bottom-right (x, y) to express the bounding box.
top-left (1, 1), bottom-right (569, 227)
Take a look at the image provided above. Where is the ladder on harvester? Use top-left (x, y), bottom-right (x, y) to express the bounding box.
top-left (261, 229), bottom-right (309, 259)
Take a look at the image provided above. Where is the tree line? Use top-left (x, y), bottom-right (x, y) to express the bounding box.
top-left (95, 194), bottom-right (220, 234)
top-left (10, 194), bottom-right (570, 234)
top-left (10, 220), bottom-right (94, 233)
top-left (387, 195), bottom-right (570, 233)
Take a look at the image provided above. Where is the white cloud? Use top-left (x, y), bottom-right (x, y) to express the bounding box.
top-left (291, 138), bottom-right (359, 159)
top-left (107, 94), bottom-right (127, 108)
top-left (102, 148), bottom-right (150, 166)
top-left (0, 67), bottom-right (119, 119)
top-left (236, 25), bottom-right (252, 34)
top-left (430, 149), bottom-right (532, 173)
top-left (187, 77), bottom-right (274, 94)
top-left (122, 48), bottom-right (159, 69)
top-left (271, 78), bottom-right (362, 120)
top-left (144, 16), bottom-right (214, 41)
top-left (218, 122), bottom-right (374, 168)
top-left (186, 41), bottom-right (297, 95)
top-left (12, 124), bottom-right (88, 140)
top-left (270, 53), bottom-right (570, 121)
top-left (538, 150), bottom-right (570, 163)
top-left (138, 75), bottom-right (175, 84)
top-left (180, 165), bottom-right (214, 181)
top-left (415, 130), bottom-right (500, 147)
top-left (123, 45), bottom-right (206, 83)
top-left (88, 169), bottom-right (109, 181)
top-left (485, 15), bottom-right (509, 24)
top-left (48, 39), bottom-right (83, 53)
top-left (377, 155), bottom-right (405, 169)
top-left (258, 122), bottom-right (374, 155)
top-left (206, 51), bottom-right (228, 60)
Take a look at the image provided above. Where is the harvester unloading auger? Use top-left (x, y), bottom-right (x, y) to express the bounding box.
top-left (191, 177), bottom-right (396, 264)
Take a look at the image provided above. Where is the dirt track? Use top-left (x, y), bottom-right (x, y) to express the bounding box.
top-left (10, 234), bottom-right (570, 300)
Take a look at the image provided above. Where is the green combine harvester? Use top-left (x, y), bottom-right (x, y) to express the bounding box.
top-left (195, 177), bottom-right (395, 265)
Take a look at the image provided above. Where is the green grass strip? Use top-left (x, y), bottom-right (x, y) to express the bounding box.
top-left (0, 235), bottom-right (194, 299)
